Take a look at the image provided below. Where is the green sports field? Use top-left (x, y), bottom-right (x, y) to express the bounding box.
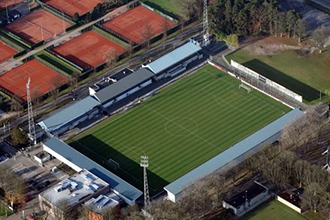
top-left (240, 200), bottom-right (307, 220)
top-left (144, 0), bottom-right (179, 14)
top-left (70, 65), bottom-right (289, 194)
top-left (226, 48), bottom-right (330, 102)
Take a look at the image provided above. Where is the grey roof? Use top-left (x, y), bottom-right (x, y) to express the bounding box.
top-left (145, 40), bottom-right (201, 74)
top-left (164, 109), bottom-right (303, 196)
top-left (95, 68), bottom-right (154, 104)
top-left (43, 137), bottom-right (143, 203)
top-left (38, 96), bottom-right (100, 132)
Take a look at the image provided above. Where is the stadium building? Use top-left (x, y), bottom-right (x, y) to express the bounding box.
top-left (89, 68), bottom-right (154, 108)
top-left (42, 137), bottom-right (143, 205)
top-left (142, 39), bottom-right (203, 79)
top-left (164, 109), bottom-right (303, 202)
top-left (39, 169), bottom-right (109, 218)
top-left (38, 96), bottom-right (101, 136)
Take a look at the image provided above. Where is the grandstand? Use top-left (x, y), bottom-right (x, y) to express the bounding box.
top-left (164, 108), bottom-right (303, 202)
top-left (90, 68), bottom-right (154, 108)
top-left (143, 39), bottom-right (203, 78)
top-left (38, 96), bottom-right (101, 136)
top-left (43, 137), bottom-right (142, 205)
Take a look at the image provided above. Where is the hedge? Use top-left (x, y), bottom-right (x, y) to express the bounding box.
top-left (36, 50), bottom-right (82, 75)
top-left (93, 25), bottom-right (129, 47)
top-left (0, 30), bottom-right (32, 49)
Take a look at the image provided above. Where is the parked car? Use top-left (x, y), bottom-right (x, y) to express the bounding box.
top-left (23, 196), bottom-right (30, 203)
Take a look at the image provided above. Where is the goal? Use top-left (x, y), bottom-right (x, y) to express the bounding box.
top-left (239, 83), bottom-right (252, 93)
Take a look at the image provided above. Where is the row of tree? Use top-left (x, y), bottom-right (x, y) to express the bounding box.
top-left (209, 0), bottom-right (307, 41)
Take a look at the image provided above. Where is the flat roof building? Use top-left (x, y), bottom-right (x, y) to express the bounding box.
top-left (38, 96), bottom-right (101, 136)
top-left (222, 181), bottom-right (271, 216)
top-left (39, 169), bottom-right (110, 218)
top-left (90, 68), bottom-right (154, 108)
top-left (164, 109), bottom-right (303, 202)
top-left (42, 137), bottom-right (142, 205)
top-left (142, 39), bottom-right (203, 78)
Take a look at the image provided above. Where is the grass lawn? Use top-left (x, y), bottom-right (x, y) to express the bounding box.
top-left (0, 201), bottom-right (13, 217)
top-left (70, 65), bottom-right (289, 194)
top-left (144, 0), bottom-right (179, 15)
top-left (240, 200), bottom-right (307, 220)
top-left (226, 49), bottom-right (330, 102)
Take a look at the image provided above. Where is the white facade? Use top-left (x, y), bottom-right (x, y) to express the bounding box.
top-left (43, 143), bottom-right (82, 172)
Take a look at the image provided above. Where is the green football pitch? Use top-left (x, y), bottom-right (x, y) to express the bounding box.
top-left (70, 65), bottom-right (289, 194)
top-left (239, 200), bottom-right (307, 220)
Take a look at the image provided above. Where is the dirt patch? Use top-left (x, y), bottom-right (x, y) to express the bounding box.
top-left (243, 37), bottom-right (313, 56)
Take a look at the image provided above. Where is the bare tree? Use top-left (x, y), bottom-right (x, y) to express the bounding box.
top-left (293, 160), bottom-right (308, 188)
top-left (126, 41), bottom-right (134, 63)
top-left (303, 182), bottom-right (324, 213)
top-left (10, 95), bottom-right (22, 115)
top-left (312, 27), bottom-right (330, 53)
top-left (141, 23), bottom-right (153, 50)
top-left (54, 199), bottom-right (75, 220)
top-left (161, 17), bottom-right (170, 49)
top-left (50, 75), bottom-right (64, 106)
top-left (103, 48), bottom-right (118, 68)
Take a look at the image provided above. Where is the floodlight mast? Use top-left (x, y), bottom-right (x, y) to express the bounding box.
top-left (26, 78), bottom-right (36, 145)
top-left (140, 155), bottom-right (150, 206)
top-left (203, 0), bottom-right (210, 46)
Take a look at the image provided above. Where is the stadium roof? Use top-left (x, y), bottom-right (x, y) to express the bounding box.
top-left (94, 68), bottom-right (154, 104)
top-left (164, 108), bottom-right (303, 198)
top-left (144, 40), bottom-right (201, 74)
top-left (43, 137), bottom-right (143, 204)
top-left (38, 96), bottom-right (100, 133)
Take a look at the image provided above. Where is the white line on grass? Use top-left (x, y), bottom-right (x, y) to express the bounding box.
top-left (143, 104), bottom-right (218, 149)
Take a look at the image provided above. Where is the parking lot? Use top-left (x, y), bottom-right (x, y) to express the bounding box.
top-left (1, 146), bottom-right (68, 220)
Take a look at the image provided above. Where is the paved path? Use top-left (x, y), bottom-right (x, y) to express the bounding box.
top-left (0, 2), bottom-right (134, 73)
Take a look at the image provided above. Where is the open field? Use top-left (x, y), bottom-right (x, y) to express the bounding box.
top-left (0, 41), bottom-right (17, 63)
top-left (226, 38), bottom-right (330, 102)
top-left (70, 65), bottom-right (289, 193)
top-left (53, 30), bottom-right (125, 70)
top-left (102, 5), bottom-right (176, 44)
top-left (144, 0), bottom-right (179, 14)
top-left (0, 60), bottom-right (69, 101)
top-left (41, 0), bottom-right (104, 17)
top-left (4, 9), bottom-right (71, 44)
top-left (240, 200), bottom-right (307, 220)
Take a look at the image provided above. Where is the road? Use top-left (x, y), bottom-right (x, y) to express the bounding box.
top-left (0, 16), bottom-right (202, 137)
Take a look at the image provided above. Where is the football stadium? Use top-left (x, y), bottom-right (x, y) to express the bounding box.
top-left (69, 64), bottom-right (290, 196)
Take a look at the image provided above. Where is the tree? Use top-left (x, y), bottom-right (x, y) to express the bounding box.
top-left (226, 34), bottom-right (239, 47)
top-left (161, 17), bottom-right (170, 49)
top-left (69, 70), bottom-right (80, 90)
top-left (126, 41), bottom-right (134, 63)
top-left (0, 164), bottom-right (26, 206)
top-left (103, 48), bottom-right (118, 68)
top-left (50, 75), bottom-right (64, 106)
top-left (54, 199), bottom-right (75, 220)
top-left (303, 182), bottom-right (324, 212)
top-left (286, 10), bottom-right (298, 37)
top-left (295, 19), bottom-right (307, 43)
top-left (141, 23), bottom-right (153, 50)
top-left (72, 12), bottom-right (80, 22)
top-left (10, 95), bottom-right (22, 115)
top-left (11, 126), bottom-right (28, 146)
top-left (31, 88), bottom-right (42, 116)
top-left (312, 27), bottom-right (330, 53)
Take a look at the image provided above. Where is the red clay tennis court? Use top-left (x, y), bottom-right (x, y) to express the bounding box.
top-left (102, 6), bottom-right (176, 44)
top-left (0, 60), bottom-right (69, 101)
top-left (52, 30), bottom-right (125, 69)
top-left (0, 41), bottom-right (17, 63)
top-left (4, 9), bottom-right (71, 44)
top-left (41, 0), bottom-right (104, 17)
top-left (0, 0), bottom-right (24, 9)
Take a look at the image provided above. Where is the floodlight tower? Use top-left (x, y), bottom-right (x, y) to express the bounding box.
top-left (26, 78), bottom-right (36, 145)
top-left (140, 155), bottom-right (150, 206)
top-left (202, 0), bottom-right (210, 46)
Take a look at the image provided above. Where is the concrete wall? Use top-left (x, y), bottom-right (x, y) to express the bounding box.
top-left (276, 195), bottom-right (302, 213)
